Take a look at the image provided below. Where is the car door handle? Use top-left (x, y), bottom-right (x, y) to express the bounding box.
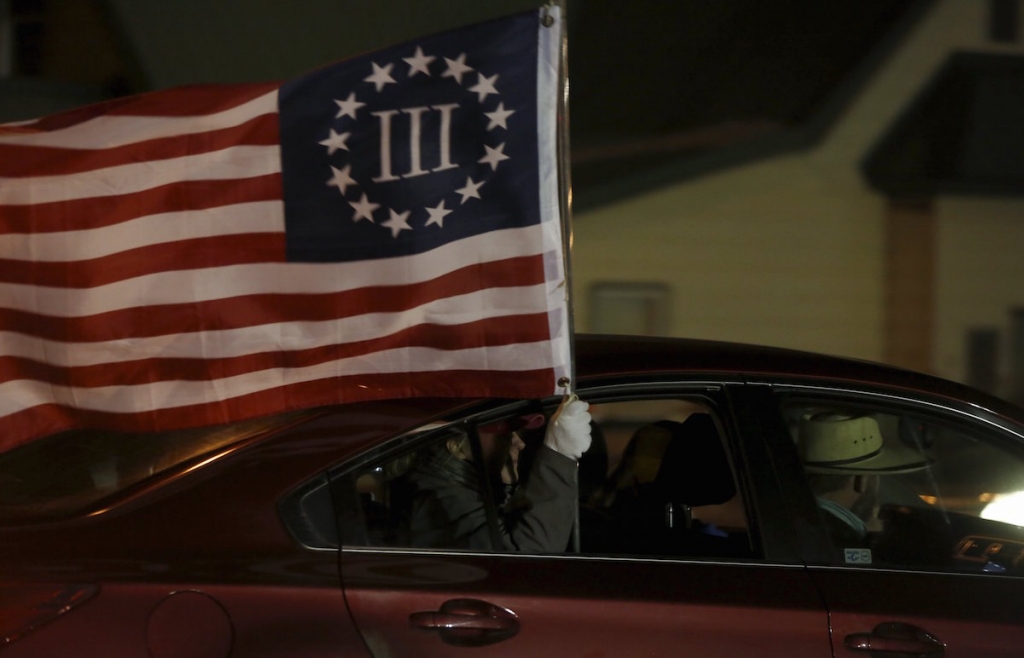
top-left (845, 622), bottom-right (945, 657)
top-left (409, 598), bottom-right (520, 647)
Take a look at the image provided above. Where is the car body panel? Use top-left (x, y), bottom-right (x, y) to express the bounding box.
top-left (340, 551), bottom-right (832, 658)
top-left (810, 569), bottom-right (1024, 658)
top-left (3, 335), bottom-right (1024, 656)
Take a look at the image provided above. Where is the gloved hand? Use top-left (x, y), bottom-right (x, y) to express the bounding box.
top-left (543, 396), bottom-right (592, 460)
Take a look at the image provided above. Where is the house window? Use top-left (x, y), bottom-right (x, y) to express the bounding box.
top-left (0, 0), bottom-right (45, 78)
top-left (990, 0), bottom-right (1020, 43)
top-left (589, 282), bottom-right (670, 336)
top-left (966, 327), bottom-right (999, 396)
top-left (1010, 309), bottom-right (1024, 407)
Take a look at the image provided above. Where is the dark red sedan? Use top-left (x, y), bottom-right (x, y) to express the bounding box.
top-left (3, 335), bottom-right (1024, 657)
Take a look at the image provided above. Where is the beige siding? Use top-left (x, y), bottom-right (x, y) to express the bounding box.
top-left (572, 0), bottom-right (1024, 383)
top-left (573, 156), bottom-right (885, 361)
top-left (936, 199), bottom-right (1024, 392)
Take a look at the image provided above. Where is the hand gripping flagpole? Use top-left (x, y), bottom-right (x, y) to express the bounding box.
top-left (542, 0), bottom-right (582, 553)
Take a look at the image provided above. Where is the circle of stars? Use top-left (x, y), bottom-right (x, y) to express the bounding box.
top-left (319, 45), bottom-right (516, 239)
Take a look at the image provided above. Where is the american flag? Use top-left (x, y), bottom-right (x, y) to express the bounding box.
top-left (0, 8), bottom-right (570, 452)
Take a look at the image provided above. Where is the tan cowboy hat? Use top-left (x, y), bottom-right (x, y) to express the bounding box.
top-left (798, 412), bottom-right (932, 474)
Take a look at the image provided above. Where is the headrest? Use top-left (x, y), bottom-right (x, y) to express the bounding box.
top-left (653, 414), bottom-right (736, 507)
top-left (622, 422), bottom-right (675, 485)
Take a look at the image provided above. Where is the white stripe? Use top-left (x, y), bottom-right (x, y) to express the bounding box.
top-left (0, 91), bottom-right (278, 149)
top-left (0, 201), bottom-right (285, 262)
top-left (0, 284), bottom-right (554, 366)
top-left (0, 224), bottom-right (549, 317)
top-left (0, 118), bottom-right (37, 128)
top-left (0, 341), bottom-right (559, 416)
top-left (0, 145), bottom-right (281, 205)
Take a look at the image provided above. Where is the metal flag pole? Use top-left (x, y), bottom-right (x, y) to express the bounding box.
top-left (546, 0), bottom-right (575, 395)
top-left (543, 0), bottom-right (581, 554)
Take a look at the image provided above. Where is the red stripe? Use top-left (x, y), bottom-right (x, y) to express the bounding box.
top-left (0, 114), bottom-right (280, 177)
top-left (0, 368), bottom-right (555, 453)
top-left (3, 83), bottom-right (279, 133)
top-left (0, 314), bottom-right (552, 388)
top-left (0, 233), bottom-right (287, 287)
top-left (102, 83), bottom-right (281, 117)
top-left (0, 174), bottom-right (283, 234)
top-left (0, 255), bottom-right (548, 341)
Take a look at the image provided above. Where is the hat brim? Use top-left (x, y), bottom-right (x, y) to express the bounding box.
top-left (803, 443), bottom-right (934, 475)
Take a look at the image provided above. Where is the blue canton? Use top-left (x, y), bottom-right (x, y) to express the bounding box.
top-left (279, 12), bottom-right (540, 262)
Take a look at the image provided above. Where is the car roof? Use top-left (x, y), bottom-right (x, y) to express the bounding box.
top-left (573, 334), bottom-right (1024, 425)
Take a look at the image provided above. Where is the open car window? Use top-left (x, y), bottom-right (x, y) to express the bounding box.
top-left (579, 398), bottom-right (756, 559)
top-left (780, 395), bottom-right (1024, 575)
top-left (334, 395), bottom-right (759, 561)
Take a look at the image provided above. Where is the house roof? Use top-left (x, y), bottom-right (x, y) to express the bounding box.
top-left (4, 0), bottom-right (937, 207)
top-left (566, 0), bottom-right (933, 208)
top-left (863, 51), bottom-right (1024, 198)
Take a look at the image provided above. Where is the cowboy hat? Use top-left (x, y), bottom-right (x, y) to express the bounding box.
top-left (798, 412), bottom-right (932, 474)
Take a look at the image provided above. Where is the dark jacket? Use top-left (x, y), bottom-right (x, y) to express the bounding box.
top-left (408, 444), bottom-right (577, 552)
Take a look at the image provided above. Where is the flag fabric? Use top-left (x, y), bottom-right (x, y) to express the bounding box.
top-left (0, 7), bottom-right (570, 452)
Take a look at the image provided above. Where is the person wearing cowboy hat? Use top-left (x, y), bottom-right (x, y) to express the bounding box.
top-left (798, 412), bottom-right (932, 542)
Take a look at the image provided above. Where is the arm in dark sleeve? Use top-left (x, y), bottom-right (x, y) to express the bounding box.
top-left (500, 445), bottom-right (577, 553)
top-left (409, 447), bottom-right (577, 552)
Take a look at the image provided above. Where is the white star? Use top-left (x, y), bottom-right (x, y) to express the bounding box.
top-left (468, 73), bottom-right (499, 102)
top-left (455, 177), bottom-right (484, 204)
top-left (404, 46), bottom-right (435, 76)
top-left (478, 143), bottom-right (509, 171)
top-left (424, 200), bottom-right (453, 228)
top-left (318, 129), bottom-right (351, 155)
top-left (365, 62), bottom-right (396, 92)
top-left (441, 53), bottom-right (474, 84)
top-left (334, 93), bottom-right (365, 119)
top-left (382, 208), bottom-right (412, 238)
top-left (327, 165), bottom-right (357, 195)
top-left (349, 193), bottom-right (379, 223)
top-left (485, 102), bottom-right (515, 130)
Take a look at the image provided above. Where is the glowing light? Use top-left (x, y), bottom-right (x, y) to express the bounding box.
top-left (981, 491), bottom-right (1024, 527)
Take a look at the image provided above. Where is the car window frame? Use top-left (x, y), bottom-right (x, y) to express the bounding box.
top-left (324, 378), bottom-right (805, 566)
top-left (761, 380), bottom-right (1024, 575)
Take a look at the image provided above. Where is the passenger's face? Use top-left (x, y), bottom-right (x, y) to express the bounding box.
top-left (480, 431), bottom-right (526, 485)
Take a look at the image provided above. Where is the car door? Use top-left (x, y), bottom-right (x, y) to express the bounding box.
top-left (757, 384), bottom-right (1024, 658)
top-left (332, 383), bottom-right (833, 658)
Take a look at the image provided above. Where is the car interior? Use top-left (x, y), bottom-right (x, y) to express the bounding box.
top-left (340, 397), bottom-right (757, 560)
top-left (781, 397), bottom-right (1024, 575)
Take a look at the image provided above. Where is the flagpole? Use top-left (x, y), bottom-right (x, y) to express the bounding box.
top-left (544, 0), bottom-right (581, 554)
top-left (548, 0), bottom-right (575, 396)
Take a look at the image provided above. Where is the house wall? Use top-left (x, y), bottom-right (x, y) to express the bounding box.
top-left (573, 0), bottom-right (1024, 391)
top-left (936, 199), bottom-right (1024, 396)
top-left (573, 156), bottom-right (885, 361)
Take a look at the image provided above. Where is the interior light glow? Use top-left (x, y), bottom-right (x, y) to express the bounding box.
top-left (981, 490), bottom-right (1024, 527)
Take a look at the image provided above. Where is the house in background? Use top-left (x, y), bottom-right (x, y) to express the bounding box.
top-left (3, 0), bottom-right (1023, 402)
top-left (573, 0), bottom-right (1024, 404)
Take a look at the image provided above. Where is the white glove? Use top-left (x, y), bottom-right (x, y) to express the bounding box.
top-left (543, 396), bottom-right (592, 460)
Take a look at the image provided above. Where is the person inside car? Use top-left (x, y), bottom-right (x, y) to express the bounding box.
top-left (407, 396), bottom-right (592, 552)
top-left (798, 412), bottom-right (932, 543)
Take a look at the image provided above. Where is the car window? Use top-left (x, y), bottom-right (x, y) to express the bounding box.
top-left (579, 399), bottom-right (756, 559)
top-left (334, 396), bottom-right (758, 560)
top-left (780, 395), bottom-right (1024, 575)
